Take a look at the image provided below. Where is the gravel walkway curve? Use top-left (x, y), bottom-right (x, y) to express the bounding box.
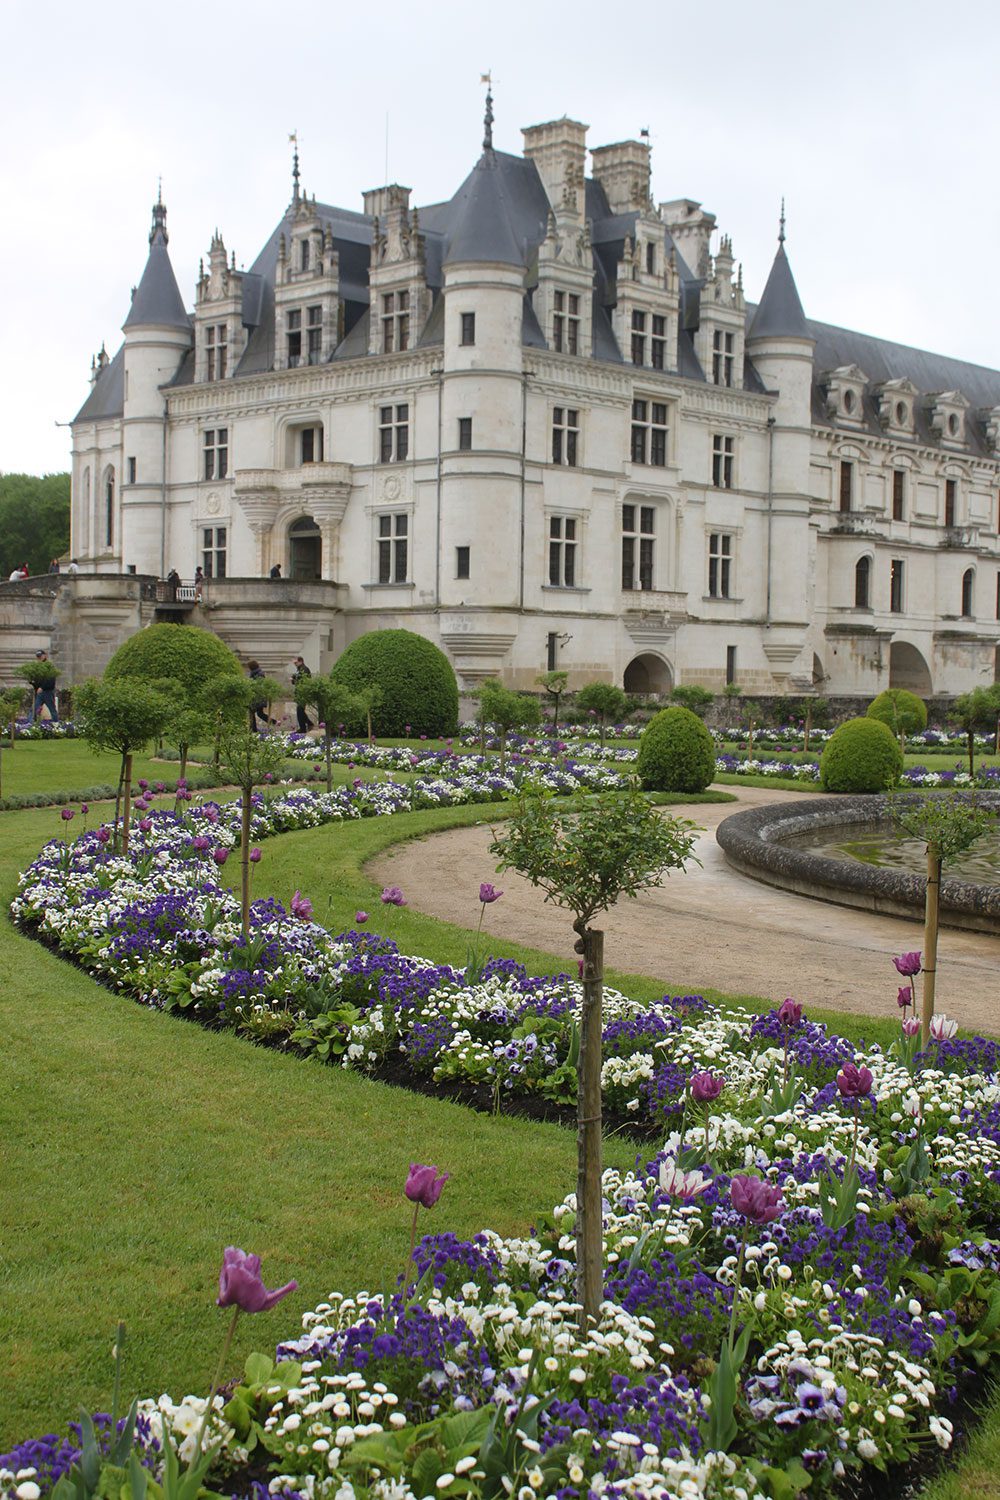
top-left (369, 786), bottom-right (1000, 1034)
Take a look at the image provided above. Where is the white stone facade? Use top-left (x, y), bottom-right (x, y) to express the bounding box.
top-left (62, 112), bottom-right (1000, 696)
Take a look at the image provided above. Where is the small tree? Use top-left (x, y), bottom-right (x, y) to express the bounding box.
top-left (201, 674), bottom-right (255, 766)
top-left (74, 679), bottom-right (172, 852)
top-left (0, 686), bottom-right (26, 796)
top-left (353, 682), bottom-right (384, 744)
top-left (218, 729), bottom-right (290, 942)
top-left (890, 793), bottom-right (996, 1044)
top-left (742, 700), bottom-right (763, 761)
top-left (670, 684), bottom-right (714, 719)
top-left (476, 680), bottom-right (542, 773)
top-left (950, 686), bottom-right (1000, 779)
top-left (802, 697), bottom-right (829, 755)
top-left (575, 681), bottom-right (630, 749)
top-left (867, 688), bottom-right (927, 756)
top-left (491, 785), bottom-right (699, 1327)
top-left (536, 670), bottom-right (569, 738)
top-left (295, 673), bottom-right (363, 791)
top-left (721, 682), bottom-right (741, 730)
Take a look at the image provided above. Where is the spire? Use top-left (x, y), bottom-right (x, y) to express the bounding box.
top-left (150, 182), bottom-right (168, 245)
top-left (778, 196), bottom-right (786, 245)
top-left (124, 198), bottom-right (190, 332)
top-left (481, 71), bottom-right (494, 151)
top-left (747, 220), bottom-right (808, 342)
top-left (289, 130), bottom-right (301, 205)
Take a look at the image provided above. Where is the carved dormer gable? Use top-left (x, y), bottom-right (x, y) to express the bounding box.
top-left (983, 405), bottom-right (1000, 457)
top-left (194, 230), bottom-right (246, 382)
top-left (274, 190), bottom-right (341, 369)
top-left (926, 389), bottom-right (971, 449)
top-left (875, 377), bottom-right (919, 435)
top-left (533, 198), bottom-right (594, 357)
top-left (822, 364), bottom-right (868, 427)
top-left (609, 205), bottom-right (680, 373)
top-left (694, 230), bottom-right (745, 389)
top-left (364, 184), bottom-right (431, 355)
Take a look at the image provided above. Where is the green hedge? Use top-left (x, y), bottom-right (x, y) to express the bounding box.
top-left (105, 624), bottom-right (242, 704)
top-left (637, 705), bottom-right (716, 793)
top-left (819, 716), bottom-right (904, 793)
top-left (332, 629), bottom-right (458, 738)
top-left (866, 688), bottom-right (927, 739)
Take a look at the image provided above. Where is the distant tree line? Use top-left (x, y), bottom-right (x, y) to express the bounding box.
top-left (0, 473), bottom-right (71, 578)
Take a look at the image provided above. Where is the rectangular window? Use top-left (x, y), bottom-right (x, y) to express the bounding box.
top-left (378, 403), bottom-right (409, 463)
top-left (945, 478), bottom-right (957, 528)
top-left (892, 468), bottom-right (905, 521)
top-left (630, 399), bottom-right (668, 466)
top-left (551, 406), bottom-right (579, 466)
top-left (651, 314), bottom-right (666, 370)
top-left (202, 525), bottom-right (227, 580)
top-left (306, 305), bottom-right (322, 364)
top-left (203, 429), bottom-right (228, 480)
top-left (621, 504), bottom-right (655, 590)
top-left (646, 241), bottom-right (656, 275)
top-left (890, 557), bottom-right (905, 614)
top-left (381, 290), bottom-right (410, 353)
top-left (377, 513), bottom-right (408, 583)
top-left (458, 417), bottom-right (473, 451)
top-left (712, 329), bottom-right (734, 386)
top-left (205, 323), bottom-right (227, 381)
top-left (127, 456), bottom-right (136, 485)
top-left (712, 434), bottom-right (734, 489)
top-left (548, 516), bottom-right (577, 587)
top-left (631, 310), bottom-right (646, 366)
top-left (839, 460), bottom-right (853, 513)
top-left (456, 545), bottom-right (470, 580)
top-left (708, 532), bottom-right (733, 598)
top-left (460, 311), bottom-right (476, 346)
top-left (300, 426), bottom-right (323, 465)
top-left (552, 290), bottom-right (581, 355)
top-left (287, 309), bottom-right (302, 368)
top-left (996, 571), bottom-right (1000, 620)
top-left (726, 645), bottom-right (737, 686)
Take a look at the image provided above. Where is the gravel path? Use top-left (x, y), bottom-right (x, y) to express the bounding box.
top-left (369, 787), bottom-right (1000, 1034)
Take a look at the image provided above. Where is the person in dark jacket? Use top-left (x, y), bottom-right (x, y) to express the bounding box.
top-left (247, 660), bottom-right (270, 731)
top-left (292, 656), bottom-right (313, 732)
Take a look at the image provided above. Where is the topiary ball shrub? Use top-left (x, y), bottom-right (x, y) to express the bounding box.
top-left (866, 688), bottom-right (927, 739)
top-left (105, 624), bottom-right (241, 706)
top-left (332, 629), bottom-right (458, 738)
top-left (819, 716), bottom-right (904, 793)
top-left (637, 705), bottom-right (716, 793)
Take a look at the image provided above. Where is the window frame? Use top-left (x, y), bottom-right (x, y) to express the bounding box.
top-left (376, 511), bottom-right (409, 584)
top-left (458, 417), bottom-right (473, 451)
top-left (551, 406), bottom-right (580, 467)
top-left (460, 311), bottom-right (476, 346)
top-left (839, 459), bottom-right (854, 513)
top-left (378, 403), bottom-right (410, 464)
top-left (890, 557), bottom-right (905, 614)
top-left (621, 503), bottom-right (655, 591)
top-left (547, 514), bottom-right (579, 588)
top-left (892, 468), bottom-right (906, 521)
top-left (456, 545), bottom-right (470, 580)
top-left (708, 531), bottom-right (733, 599)
top-left (201, 525), bottom-right (227, 579)
top-left (945, 477), bottom-right (957, 528)
top-left (712, 433), bottom-right (734, 489)
top-left (205, 322), bottom-right (227, 381)
top-left (712, 329), bottom-right (734, 386)
top-left (630, 398), bottom-right (669, 468)
top-left (203, 428), bottom-right (229, 481)
top-left (854, 554), bottom-right (871, 609)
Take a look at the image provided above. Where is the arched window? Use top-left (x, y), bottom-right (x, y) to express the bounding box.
top-left (961, 567), bottom-right (974, 619)
top-left (854, 555), bottom-right (871, 609)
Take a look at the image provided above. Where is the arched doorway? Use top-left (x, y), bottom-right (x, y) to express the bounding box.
top-left (888, 640), bottom-right (932, 696)
top-left (623, 653), bottom-right (673, 696)
top-left (288, 515), bottom-right (322, 580)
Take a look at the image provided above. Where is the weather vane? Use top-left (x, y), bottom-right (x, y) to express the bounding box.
top-left (289, 129), bottom-right (301, 203)
top-left (481, 72), bottom-right (494, 151)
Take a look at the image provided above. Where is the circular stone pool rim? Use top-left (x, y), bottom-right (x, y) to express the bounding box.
top-left (716, 792), bottom-right (1000, 935)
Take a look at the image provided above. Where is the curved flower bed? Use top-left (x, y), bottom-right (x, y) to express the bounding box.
top-left (7, 794), bottom-right (1000, 1498)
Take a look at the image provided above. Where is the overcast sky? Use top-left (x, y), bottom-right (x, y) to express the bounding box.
top-left (5, 0), bottom-right (1000, 475)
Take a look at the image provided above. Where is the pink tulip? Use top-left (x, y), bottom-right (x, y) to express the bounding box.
top-left (405, 1163), bottom-right (449, 1208)
top-left (893, 951), bottom-right (921, 977)
top-left (217, 1247), bottom-right (297, 1313)
top-left (290, 890), bottom-right (313, 920)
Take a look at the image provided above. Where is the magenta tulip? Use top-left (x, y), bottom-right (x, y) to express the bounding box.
top-left (216, 1247), bottom-right (297, 1312)
top-left (730, 1174), bottom-right (783, 1225)
top-left (213, 847), bottom-right (229, 866)
top-left (690, 1071), bottom-right (724, 1104)
top-left (355, 911), bottom-right (369, 924)
top-left (897, 986), bottom-right (913, 1009)
top-left (290, 890), bottom-right (313, 920)
top-left (381, 885), bottom-right (407, 906)
top-left (777, 998), bottom-right (802, 1027)
top-left (249, 847), bottom-right (262, 864)
top-left (836, 1062), bottom-right (874, 1099)
top-left (96, 827), bottom-right (110, 844)
top-left (60, 807), bottom-right (75, 821)
top-left (81, 803), bottom-right (89, 814)
top-left (893, 951), bottom-right (921, 977)
top-left (479, 882), bottom-right (503, 905)
top-left (138, 818), bottom-right (152, 832)
top-left (192, 835), bottom-right (211, 852)
top-left (405, 1162), bottom-right (449, 1208)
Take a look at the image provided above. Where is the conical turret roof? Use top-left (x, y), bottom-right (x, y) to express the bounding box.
top-left (123, 198), bottom-right (191, 332)
top-left (748, 241), bottom-right (808, 341)
top-left (443, 150), bottom-right (525, 268)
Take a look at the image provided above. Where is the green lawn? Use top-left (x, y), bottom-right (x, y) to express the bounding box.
top-left (2, 745), bottom-right (997, 1495)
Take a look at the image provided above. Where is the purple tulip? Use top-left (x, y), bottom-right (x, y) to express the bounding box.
top-left (216, 1247), bottom-right (297, 1313)
top-left (154, 781), bottom-right (166, 793)
top-left (213, 847), bottom-right (229, 866)
top-left (730, 1174), bottom-right (784, 1225)
top-left (249, 847), bottom-right (262, 864)
top-left (264, 772), bottom-right (274, 783)
top-left (893, 951), bottom-right (922, 977)
top-left (204, 807), bottom-right (219, 825)
top-left (81, 803), bottom-right (89, 814)
top-left (897, 986), bottom-right (913, 1009)
top-left (60, 808), bottom-right (75, 821)
top-left (138, 818), bottom-right (152, 832)
top-left (355, 911), bottom-right (369, 924)
top-left (479, 882), bottom-right (503, 905)
top-left (777, 998), bottom-right (802, 1028)
top-left (290, 890), bottom-right (313, 920)
top-left (405, 1163), bottom-right (449, 1208)
top-left (192, 835), bottom-right (211, 852)
top-left (137, 779), bottom-right (149, 791)
top-left (690, 1071), bottom-right (724, 1104)
top-left (381, 885), bottom-right (407, 906)
top-left (96, 827), bottom-right (111, 844)
top-left (836, 1062), bottom-right (874, 1099)
top-left (177, 778), bottom-right (188, 790)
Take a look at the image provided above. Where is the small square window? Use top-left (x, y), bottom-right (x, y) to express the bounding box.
top-left (460, 312), bottom-right (476, 346)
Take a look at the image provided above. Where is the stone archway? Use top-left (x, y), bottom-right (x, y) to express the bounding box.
top-left (623, 652), bottom-right (673, 696)
top-left (889, 640), bottom-right (932, 696)
top-left (288, 515), bottom-right (322, 580)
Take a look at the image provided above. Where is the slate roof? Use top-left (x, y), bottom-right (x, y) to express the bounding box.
top-left (747, 243), bottom-right (808, 341)
top-left (443, 150), bottom-right (538, 267)
top-left (122, 223), bottom-right (191, 333)
top-left (73, 344), bottom-right (125, 422)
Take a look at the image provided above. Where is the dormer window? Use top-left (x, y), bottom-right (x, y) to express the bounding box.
top-left (876, 379), bottom-right (918, 436)
top-left (300, 425), bottom-right (323, 465)
top-left (712, 330), bottom-right (734, 386)
top-left (205, 323), bottom-right (227, 380)
top-left (631, 311), bottom-right (646, 365)
top-left (307, 305), bottom-right (323, 364)
top-left (928, 391), bottom-right (969, 448)
top-left (381, 291), bottom-right (410, 354)
top-left (553, 291), bottom-right (580, 354)
top-left (287, 309), bottom-right (302, 367)
top-left (646, 242), bottom-right (656, 275)
top-left (300, 238), bottom-right (310, 272)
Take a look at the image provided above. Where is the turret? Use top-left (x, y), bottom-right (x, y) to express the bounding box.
top-left (120, 193), bottom-right (192, 574)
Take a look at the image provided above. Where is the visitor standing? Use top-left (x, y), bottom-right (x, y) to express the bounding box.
top-left (292, 656), bottom-right (313, 732)
top-left (247, 660), bottom-right (270, 731)
top-left (194, 566), bottom-right (205, 600)
top-left (269, 562), bottom-right (282, 580)
top-left (31, 650), bottom-right (59, 722)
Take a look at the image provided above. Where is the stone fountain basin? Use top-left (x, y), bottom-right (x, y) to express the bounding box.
top-left (716, 792), bottom-right (1000, 935)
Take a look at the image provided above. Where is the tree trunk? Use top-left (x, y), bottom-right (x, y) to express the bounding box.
top-left (0, 733), bottom-right (4, 799)
top-left (804, 706), bottom-right (812, 755)
top-left (325, 733), bottom-right (333, 794)
top-left (921, 849), bottom-right (942, 1046)
top-left (214, 715), bottom-right (223, 768)
top-left (499, 730), bottom-right (507, 776)
top-left (240, 787), bottom-right (252, 943)
top-left (576, 925), bottom-right (605, 1331)
top-left (968, 730), bottom-right (975, 781)
top-left (121, 752), bottom-right (133, 855)
top-left (553, 696), bottom-right (561, 739)
top-left (367, 707), bottom-right (373, 744)
top-left (747, 721), bottom-right (754, 761)
top-left (175, 745), bottom-right (189, 814)
top-left (599, 715), bottom-right (606, 751)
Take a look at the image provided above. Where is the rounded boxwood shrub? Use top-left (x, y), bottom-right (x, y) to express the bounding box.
top-left (819, 716), bottom-right (904, 793)
top-left (105, 624), bottom-right (241, 706)
top-left (637, 705), bottom-right (716, 793)
top-left (866, 688), bottom-right (927, 739)
top-left (332, 628), bottom-right (458, 737)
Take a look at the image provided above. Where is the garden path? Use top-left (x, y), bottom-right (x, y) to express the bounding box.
top-left (370, 786), bottom-right (1000, 1032)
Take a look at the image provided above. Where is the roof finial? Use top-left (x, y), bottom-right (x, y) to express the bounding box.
top-left (150, 187), bottom-right (168, 245)
top-left (778, 197), bottom-right (786, 246)
top-left (289, 130), bottom-right (300, 205)
top-left (481, 71), bottom-right (494, 151)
